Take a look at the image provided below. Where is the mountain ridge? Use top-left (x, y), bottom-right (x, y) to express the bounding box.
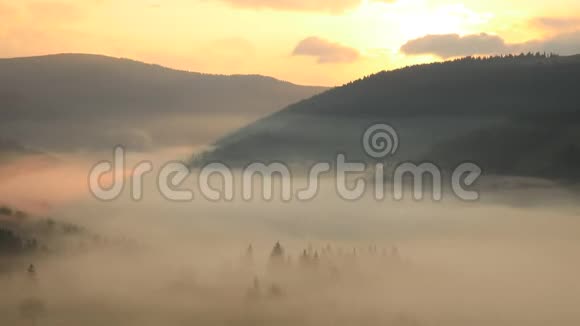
top-left (193, 53), bottom-right (580, 181)
top-left (0, 53), bottom-right (322, 86)
top-left (0, 53), bottom-right (327, 151)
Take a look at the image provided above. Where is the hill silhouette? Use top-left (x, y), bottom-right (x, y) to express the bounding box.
top-left (0, 54), bottom-right (326, 151)
top-left (194, 53), bottom-right (580, 181)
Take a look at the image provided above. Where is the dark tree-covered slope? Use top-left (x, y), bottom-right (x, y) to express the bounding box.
top-left (195, 54), bottom-right (580, 181)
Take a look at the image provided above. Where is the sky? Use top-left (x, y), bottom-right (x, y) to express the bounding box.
top-left (1, 0), bottom-right (580, 86)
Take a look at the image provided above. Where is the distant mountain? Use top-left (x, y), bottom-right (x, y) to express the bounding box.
top-left (0, 54), bottom-right (326, 151)
top-left (195, 54), bottom-right (580, 181)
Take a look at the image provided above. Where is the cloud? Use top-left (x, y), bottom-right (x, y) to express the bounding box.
top-left (401, 31), bottom-right (580, 58)
top-left (292, 37), bottom-right (359, 63)
top-left (531, 17), bottom-right (580, 32)
top-left (400, 33), bottom-right (508, 59)
top-left (217, 0), bottom-right (358, 13)
top-left (215, 0), bottom-right (396, 13)
top-left (521, 31), bottom-right (580, 55)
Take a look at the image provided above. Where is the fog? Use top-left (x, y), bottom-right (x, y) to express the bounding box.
top-left (2, 154), bottom-right (580, 326)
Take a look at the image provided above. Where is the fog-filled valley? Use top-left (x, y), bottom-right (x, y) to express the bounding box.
top-left (2, 152), bottom-right (580, 326)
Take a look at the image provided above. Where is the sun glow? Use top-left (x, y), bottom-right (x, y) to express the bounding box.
top-left (0, 0), bottom-right (578, 85)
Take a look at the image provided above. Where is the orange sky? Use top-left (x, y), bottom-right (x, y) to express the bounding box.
top-left (1, 0), bottom-right (580, 86)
